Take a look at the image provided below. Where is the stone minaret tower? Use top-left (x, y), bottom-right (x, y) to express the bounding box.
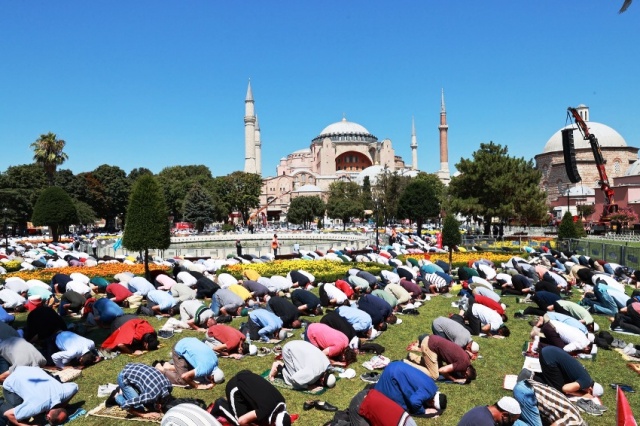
top-left (410, 116), bottom-right (418, 170)
top-left (244, 80), bottom-right (257, 174)
top-left (254, 114), bottom-right (262, 176)
top-left (436, 89), bottom-right (451, 184)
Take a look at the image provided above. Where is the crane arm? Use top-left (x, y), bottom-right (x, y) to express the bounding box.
top-left (567, 107), bottom-right (617, 217)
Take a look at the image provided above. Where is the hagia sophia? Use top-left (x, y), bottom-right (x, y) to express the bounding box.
top-left (243, 81), bottom-right (452, 222)
top-left (242, 80), bottom-right (640, 224)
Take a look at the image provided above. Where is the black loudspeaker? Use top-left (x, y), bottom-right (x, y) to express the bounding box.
top-left (562, 129), bottom-right (582, 183)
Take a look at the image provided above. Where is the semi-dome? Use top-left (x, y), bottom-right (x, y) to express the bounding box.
top-left (293, 184), bottom-right (322, 193)
top-left (563, 186), bottom-right (595, 196)
top-left (355, 165), bottom-right (386, 185)
top-left (625, 159), bottom-right (640, 176)
top-left (542, 122), bottom-right (627, 154)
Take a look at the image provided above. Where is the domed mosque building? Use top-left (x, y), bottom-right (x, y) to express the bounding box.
top-left (535, 105), bottom-right (639, 220)
top-left (245, 82), bottom-right (452, 223)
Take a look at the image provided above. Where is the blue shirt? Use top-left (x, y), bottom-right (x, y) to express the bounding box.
top-left (3, 366), bottom-right (78, 420)
top-left (94, 297), bottom-right (124, 323)
top-left (545, 312), bottom-right (588, 334)
top-left (337, 305), bottom-right (372, 332)
top-left (127, 277), bottom-right (156, 296)
top-left (374, 361), bottom-right (438, 415)
top-left (174, 337), bottom-right (218, 378)
top-left (53, 331), bottom-right (95, 368)
top-left (357, 294), bottom-right (391, 326)
top-left (27, 286), bottom-right (53, 300)
top-left (249, 309), bottom-right (283, 339)
top-left (147, 290), bottom-right (177, 311)
top-left (0, 306), bottom-right (15, 324)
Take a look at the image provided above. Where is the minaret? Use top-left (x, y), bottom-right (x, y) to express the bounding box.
top-left (254, 114), bottom-right (262, 176)
top-left (436, 88), bottom-right (451, 184)
top-left (244, 80), bottom-right (257, 174)
top-left (410, 116), bottom-right (418, 170)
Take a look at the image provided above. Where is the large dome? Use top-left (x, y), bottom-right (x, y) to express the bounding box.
top-left (317, 117), bottom-right (375, 140)
top-left (542, 122), bottom-right (627, 154)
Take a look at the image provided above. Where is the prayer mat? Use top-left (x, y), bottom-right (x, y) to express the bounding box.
top-left (87, 402), bottom-right (162, 423)
top-left (627, 363), bottom-right (640, 376)
top-left (610, 328), bottom-right (640, 337)
top-left (265, 332), bottom-right (294, 344)
top-left (615, 348), bottom-right (640, 362)
top-left (48, 368), bottom-right (82, 382)
top-left (259, 370), bottom-right (328, 395)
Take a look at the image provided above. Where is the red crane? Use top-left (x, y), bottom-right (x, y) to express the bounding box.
top-left (567, 107), bottom-right (618, 221)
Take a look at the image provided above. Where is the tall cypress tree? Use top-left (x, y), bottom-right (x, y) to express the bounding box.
top-left (122, 175), bottom-right (171, 278)
top-left (441, 214), bottom-right (462, 270)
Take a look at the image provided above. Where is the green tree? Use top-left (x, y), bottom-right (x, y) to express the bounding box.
top-left (73, 200), bottom-right (97, 228)
top-left (90, 165), bottom-right (131, 230)
top-left (122, 175), bottom-right (171, 279)
top-left (558, 211), bottom-right (579, 239)
top-left (212, 171), bottom-right (262, 224)
top-left (128, 167), bottom-right (153, 183)
top-left (361, 176), bottom-right (374, 215)
top-left (576, 204), bottom-right (596, 220)
top-left (182, 183), bottom-right (216, 232)
top-left (326, 181), bottom-right (363, 230)
top-left (30, 132), bottom-right (68, 185)
top-left (287, 196), bottom-right (325, 229)
top-left (0, 164), bottom-right (48, 234)
top-left (158, 165), bottom-right (216, 222)
top-left (397, 173), bottom-right (444, 235)
top-left (441, 213), bottom-right (462, 269)
top-left (448, 142), bottom-right (545, 233)
top-left (31, 187), bottom-right (78, 242)
top-left (574, 218), bottom-right (587, 238)
top-left (375, 168), bottom-right (410, 224)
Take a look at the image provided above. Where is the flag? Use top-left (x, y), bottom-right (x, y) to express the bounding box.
top-left (112, 238), bottom-right (122, 251)
top-left (617, 385), bottom-right (637, 426)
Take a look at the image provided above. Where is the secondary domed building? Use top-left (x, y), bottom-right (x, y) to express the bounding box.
top-left (535, 105), bottom-right (638, 203)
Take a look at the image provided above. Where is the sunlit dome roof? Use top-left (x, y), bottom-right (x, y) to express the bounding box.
top-left (543, 122), bottom-right (627, 154)
top-left (318, 117), bottom-right (373, 138)
top-left (292, 148), bottom-right (311, 154)
top-left (355, 165), bottom-right (386, 185)
top-left (293, 184), bottom-right (322, 193)
top-left (563, 186), bottom-right (595, 196)
top-left (625, 159), bottom-right (640, 176)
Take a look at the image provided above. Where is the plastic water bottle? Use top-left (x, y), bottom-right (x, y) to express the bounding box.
top-left (246, 332), bottom-right (251, 345)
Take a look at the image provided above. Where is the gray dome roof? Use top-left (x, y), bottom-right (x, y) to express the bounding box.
top-left (355, 165), bottom-right (386, 185)
top-left (318, 117), bottom-right (373, 138)
top-left (563, 186), bottom-right (595, 196)
top-left (625, 159), bottom-right (640, 176)
top-left (543, 122), bottom-right (627, 154)
top-left (293, 184), bottom-right (322, 193)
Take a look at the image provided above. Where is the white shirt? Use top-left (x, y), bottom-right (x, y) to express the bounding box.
top-left (270, 275), bottom-right (293, 292)
top-left (216, 273), bottom-right (238, 289)
top-left (65, 280), bottom-right (91, 295)
top-left (472, 303), bottom-right (503, 331)
top-left (550, 320), bottom-right (590, 352)
top-left (381, 270), bottom-right (400, 284)
top-left (477, 264), bottom-right (497, 281)
top-left (322, 283), bottom-right (347, 304)
top-left (70, 273), bottom-right (90, 284)
top-left (177, 271), bottom-right (197, 287)
top-left (592, 274), bottom-right (625, 293)
top-left (0, 289), bottom-right (25, 309)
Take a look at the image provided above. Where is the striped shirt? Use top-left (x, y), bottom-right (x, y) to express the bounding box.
top-left (528, 380), bottom-right (586, 426)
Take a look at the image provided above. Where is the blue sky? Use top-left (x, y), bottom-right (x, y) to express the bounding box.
top-left (1, 1), bottom-right (638, 179)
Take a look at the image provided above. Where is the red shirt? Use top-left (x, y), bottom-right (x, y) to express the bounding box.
top-left (428, 334), bottom-right (470, 373)
top-left (335, 280), bottom-right (354, 299)
top-left (207, 324), bottom-right (245, 352)
top-left (106, 283), bottom-right (133, 303)
top-left (101, 319), bottom-right (155, 350)
top-left (400, 279), bottom-right (422, 298)
top-left (359, 389), bottom-right (409, 426)
top-left (306, 322), bottom-right (349, 358)
top-left (474, 294), bottom-right (505, 315)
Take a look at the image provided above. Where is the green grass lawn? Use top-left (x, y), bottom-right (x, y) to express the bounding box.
top-left (20, 289), bottom-right (640, 426)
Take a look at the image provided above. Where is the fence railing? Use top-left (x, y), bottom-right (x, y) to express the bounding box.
top-left (559, 238), bottom-right (640, 271)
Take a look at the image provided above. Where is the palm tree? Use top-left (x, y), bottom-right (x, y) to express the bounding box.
top-left (30, 132), bottom-right (69, 185)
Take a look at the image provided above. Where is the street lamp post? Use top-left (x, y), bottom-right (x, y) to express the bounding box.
top-left (2, 208), bottom-right (8, 248)
top-left (374, 198), bottom-right (380, 250)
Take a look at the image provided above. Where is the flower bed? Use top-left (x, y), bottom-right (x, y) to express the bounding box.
top-left (2, 263), bottom-right (170, 282)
